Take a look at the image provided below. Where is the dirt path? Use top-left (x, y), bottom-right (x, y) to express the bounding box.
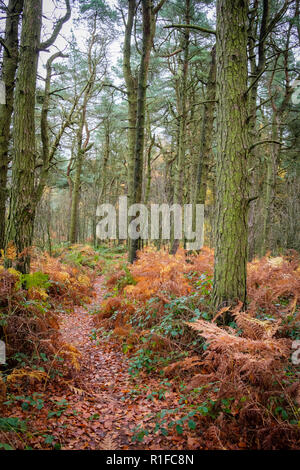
top-left (0, 274), bottom-right (186, 451)
top-left (49, 275), bottom-right (173, 450)
top-left (53, 276), bottom-right (136, 449)
top-left (2, 275), bottom-right (187, 450)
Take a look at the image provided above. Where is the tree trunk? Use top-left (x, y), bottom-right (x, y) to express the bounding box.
top-left (247, 0), bottom-right (269, 260)
top-left (128, 0), bottom-right (154, 263)
top-left (194, 45), bottom-right (216, 206)
top-left (212, 0), bottom-right (249, 314)
top-left (69, 143), bottom-right (84, 244)
top-left (260, 116), bottom-right (281, 256)
top-left (123, 0), bottom-right (137, 207)
top-left (5, 0), bottom-right (70, 272)
top-left (0, 0), bottom-right (23, 250)
top-left (170, 0), bottom-right (190, 254)
top-left (6, 0), bottom-right (42, 273)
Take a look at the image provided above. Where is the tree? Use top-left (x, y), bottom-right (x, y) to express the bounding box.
top-left (0, 0), bottom-right (23, 250)
top-left (69, 20), bottom-right (98, 244)
top-left (212, 0), bottom-right (249, 313)
top-left (194, 45), bottom-right (216, 207)
top-left (5, 0), bottom-right (70, 273)
top-left (169, 0), bottom-right (190, 254)
top-left (121, 0), bottom-right (137, 207)
top-left (128, 0), bottom-right (166, 262)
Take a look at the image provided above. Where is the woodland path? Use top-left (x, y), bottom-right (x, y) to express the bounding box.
top-left (46, 276), bottom-right (179, 450)
top-left (3, 276), bottom-right (195, 450)
top-left (57, 276), bottom-right (133, 450)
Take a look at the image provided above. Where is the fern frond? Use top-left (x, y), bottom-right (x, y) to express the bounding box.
top-left (99, 434), bottom-right (118, 450)
top-left (6, 368), bottom-right (48, 384)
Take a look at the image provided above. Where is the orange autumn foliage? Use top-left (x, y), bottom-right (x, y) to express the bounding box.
top-left (247, 251), bottom-right (300, 316)
top-left (31, 252), bottom-right (95, 306)
top-left (125, 247), bottom-right (191, 302)
top-left (100, 247), bottom-right (300, 334)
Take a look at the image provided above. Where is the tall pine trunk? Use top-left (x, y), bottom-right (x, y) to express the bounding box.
top-left (0, 0), bottom-right (23, 250)
top-left (212, 0), bottom-right (249, 313)
top-left (6, 0), bottom-right (42, 273)
top-left (194, 45), bottom-right (216, 206)
top-left (170, 0), bottom-right (190, 255)
top-left (5, 0), bottom-right (70, 273)
top-left (128, 0), bottom-right (154, 263)
top-left (123, 0), bottom-right (137, 207)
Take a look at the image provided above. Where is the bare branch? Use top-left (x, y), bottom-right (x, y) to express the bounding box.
top-left (39, 0), bottom-right (71, 51)
top-left (153, 0), bottom-right (167, 15)
top-left (249, 139), bottom-right (282, 151)
top-left (164, 24), bottom-right (216, 35)
top-left (0, 36), bottom-right (10, 56)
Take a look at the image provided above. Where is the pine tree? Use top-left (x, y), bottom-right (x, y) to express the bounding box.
top-left (212, 0), bottom-right (249, 314)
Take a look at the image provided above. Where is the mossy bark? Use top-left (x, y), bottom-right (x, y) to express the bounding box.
top-left (5, 0), bottom-right (42, 273)
top-left (0, 0), bottom-right (23, 250)
top-left (212, 0), bottom-right (249, 312)
top-left (69, 92), bottom-right (93, 244)
top-left (194, 45), bottom-right (216, 206)
top-left (247, 0), bottom-right (269, 260)
top-left (123, 0), bottom-right (137, 207)
top-left (128, 0), bottom-right (155, 263)
top-left (69, 147), bottom-right (84, 244)
top-left (170, 0), bottom-right (190, 255)
top-left (5, 0), bottom-right (70, 272)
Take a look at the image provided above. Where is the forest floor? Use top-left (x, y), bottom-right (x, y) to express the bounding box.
top-left (1, 274), bottom-right (188, 450)
top-left (1, 245), bottom-right (299, 450)
top-left (52, 275), bottom-right (178, 450)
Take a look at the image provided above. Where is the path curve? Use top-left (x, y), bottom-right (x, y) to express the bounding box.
top-left (57, 276), bottom-right (134, 450)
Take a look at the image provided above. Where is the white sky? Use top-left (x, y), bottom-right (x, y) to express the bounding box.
top-left (40, 0), bottom-right (122, 78)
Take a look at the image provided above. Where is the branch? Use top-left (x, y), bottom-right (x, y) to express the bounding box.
top-left (102, 83), bottom-right (129, 95)
top-left (154, 0), bottom-right (167, 14)
top-left (39, 0), bottom-right (71, 51)
top-left (249, 139), bottom-right (282, 151)
top-left (164, 24), bottom-right (216, 35)
top-left (0, 36), bottom-right (10, 57)
top-left (49, 86), bottom-right (71, 96)
top-left (256, 94), bottom-right (276, 110)
top-left (245, 66), bottom-right (267, 96)
top-left (160, 48), bottom-right (183, 58)
top-left (264, 0), bottom-right (292, 40)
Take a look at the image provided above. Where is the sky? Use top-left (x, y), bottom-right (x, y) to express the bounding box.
top-left (1, 0), bottom-right (298, 88)
top-left (40, 0), bottom-right (122, 79)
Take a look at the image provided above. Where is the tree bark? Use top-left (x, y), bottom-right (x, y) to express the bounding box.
top-left (170, 0), bottom-right (190, 255)
top-left (0, 0), bottom-right (23, 250)
top-left (123, 0), bottom-right (137, 207)
top-left (247, 0), bottom-right (269, 260)
top-left (5, 0), bottom-right (70, 273)
top-left (69, 23), bottom-right (97, 244)
top-left (212, 0), bottom-right (249, 314)
top-left (128, 0), bottom-right (155, 263)
top-left (194, 45), bottom-right (216, 206)
top-left (6, 0), bottom-right (42, 273)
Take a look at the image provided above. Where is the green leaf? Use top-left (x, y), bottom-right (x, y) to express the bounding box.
top-left (176, 424), bottom-right (183, 435)
top-left (0, 443), bottom-right (14, 450)
top-left (188, 419), bottom-right (197, 430)
top-left (0, 417), bottom-right (27, 432)
top-left (44, 435), bottom-right (55, 445)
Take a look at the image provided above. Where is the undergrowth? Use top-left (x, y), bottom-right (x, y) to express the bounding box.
top-left (0, 244), bottom-right (106, 448)
top-left (93, 246), bottom-right (300, 450)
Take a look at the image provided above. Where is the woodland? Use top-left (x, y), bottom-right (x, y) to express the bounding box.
top-left (0, 0), bottom-right (299, 451)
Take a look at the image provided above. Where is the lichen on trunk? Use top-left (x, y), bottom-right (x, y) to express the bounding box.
top-left (212, 0), bottom-right (250, 313)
